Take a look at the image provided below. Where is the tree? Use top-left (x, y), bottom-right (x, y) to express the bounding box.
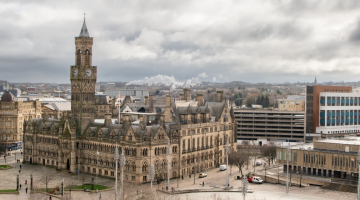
top-left (0, 144), bottom-right (6, 157)
top-left (38, 167), bottom-right (56, 194)
top-left (276, 89), bottom-right (282, 95)
top-left (228, 151), bottom-right (238, 175)
top-left (235, 98), bottom-right (242, 106)
top-left (233, 152), bottom-right (250, 177)
top-left (155, 90), bottom-right (160, 95)
top-left (261, 145), bottom-right (277, 166)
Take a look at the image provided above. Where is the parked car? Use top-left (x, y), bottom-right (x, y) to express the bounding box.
top-left (247, 176), bottom-right (263, 184)
top-left (255, 161), bottom-right (262, 166)
top-left (199, 173), bottom-right (207, 178)
top-left (220, 165), bottom-right (227, 171)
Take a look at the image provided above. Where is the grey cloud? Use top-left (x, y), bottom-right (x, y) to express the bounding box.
top-left (1, 0), bottom-right (360, 84)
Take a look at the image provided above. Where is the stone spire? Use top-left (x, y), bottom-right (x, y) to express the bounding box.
top-left (79, 15), bottom-right (90, 37)
top-left (314, 76), bottom-right (317, 84)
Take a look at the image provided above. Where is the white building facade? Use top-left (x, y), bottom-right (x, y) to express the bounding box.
top-left (316, 92), bottom-right (360, 134)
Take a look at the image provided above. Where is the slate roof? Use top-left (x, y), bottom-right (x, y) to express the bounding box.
top-left (79, 19), bottom-right (90, 37)
top-left (95, 95), bottom-right (110, 105)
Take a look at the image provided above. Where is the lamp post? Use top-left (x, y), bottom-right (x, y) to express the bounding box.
top-left (149, 162), bottom-right (155, 200)
top-left (115, 143), bottom-right (119, 200)
top-left (286, 146), bottom-right (290, 193)
top-left (120, 147), bottom-right (126, 200)
top-left (242, 175), bottom-right (248, 200)
top-left (225, 138), bottom-right (230, 187)
top-left (167, 139), bottom-right (170, 190)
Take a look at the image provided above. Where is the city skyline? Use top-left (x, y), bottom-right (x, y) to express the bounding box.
top-left (1, 0), bottom-right (360, 83)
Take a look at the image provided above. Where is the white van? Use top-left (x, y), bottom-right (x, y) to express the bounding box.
top-left (255, 161), bottom-right (262, 166)
top-left (220, 165), bottom-right (227, 171)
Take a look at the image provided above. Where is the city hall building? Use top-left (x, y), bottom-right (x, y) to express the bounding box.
top-left (22, 19), bottom-right (237, 184)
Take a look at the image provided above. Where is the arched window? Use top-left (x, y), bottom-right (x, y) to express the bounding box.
top-left (132, 162), bottom-right (136, 171)
top-left (85, 49), bottom-right (90, 65)
top-left (76, 49), bottom-right (81, 65)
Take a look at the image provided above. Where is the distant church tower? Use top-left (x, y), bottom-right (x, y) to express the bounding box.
top-left (70, 17), bottom-right (97, 134)
top-left (314, 76), bottom-right (317, 84)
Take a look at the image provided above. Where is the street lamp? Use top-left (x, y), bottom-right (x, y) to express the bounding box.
top-left (242, 175), bottom-right (248, 200)
top-left (286, 146), bottom-right (290, 193)
top-left (167, 139), bottom-right (170, 190)
top-left (226, 138), bottom-right (230, 187)
top-left (149, 162), bottom-right (155, 200)
top-left (120, 147), bottom-right (126, 200)
top-left (115, 143), bottom-right (119, 200)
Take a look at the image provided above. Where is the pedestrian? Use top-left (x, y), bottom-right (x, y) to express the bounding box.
top-left (25, 180), bottom-right (27, 184)
top-left (19, 169), bottom-right (20, 173)
top-left (20, 184), bottom-right (22, 189)
top-left (182, 175), bottom-right (183, 180)
top-left (26, 188), bottom-right (28, 193)
top-left (20, 165), bottom-right (21, 169)
top-left (202, 181), bottom-right (204, 186)
top-left (49, 196), bottom-right (52, 200)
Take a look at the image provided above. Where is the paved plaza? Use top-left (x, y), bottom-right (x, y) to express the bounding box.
top-left (0, 155), bottom-right (357, 200)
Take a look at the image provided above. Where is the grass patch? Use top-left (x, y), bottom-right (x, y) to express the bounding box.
top-left (0, 189), bottom-right (17, 192)
top-left (37, 188), bottom-right (53, 193)
top-left (0, 165), bottom-right (10, 168)
top-left (67, 184), bottom-right (109, 190)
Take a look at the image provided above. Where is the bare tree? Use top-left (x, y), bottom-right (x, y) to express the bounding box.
top-left (275, 166), bottom-right (281, 184)
top-left (261, 144), bottom-right (277, 166)
top-left (210, 193), bottom-right (231, 200)
top-left (38, 167), bottom-right (56, 194)
top-left (234, 152), bottom-right (250, 177)
top-left (29, 183), bottom-right (49, 200)
top-left (228, 151), bottom-right (238, 175)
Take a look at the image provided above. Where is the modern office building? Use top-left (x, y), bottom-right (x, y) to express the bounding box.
top-left (234, 109), bottom-right (305, 143)
top-left (276, 137), bottom-right (360, 180)
top-left (305, 85), bottom-right (360, 134)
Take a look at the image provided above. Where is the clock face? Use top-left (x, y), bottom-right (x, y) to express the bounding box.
top-left (86, 69), bottom-right (92, 77)
top-left (73, 69), bottom-right (78, 76)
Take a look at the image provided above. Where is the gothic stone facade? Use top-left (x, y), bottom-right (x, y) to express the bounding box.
top-left (23, 19), bottom-right (237, 184)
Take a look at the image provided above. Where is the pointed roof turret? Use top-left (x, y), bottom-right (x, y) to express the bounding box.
top-left (79, 17), bottom-right (90, 37)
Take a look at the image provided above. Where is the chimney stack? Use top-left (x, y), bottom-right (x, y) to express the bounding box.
top-left (144, 96), bottom-right (148, 105)
top-left (104, 114), bottom-right (112, 126)
top-left (179, 94), bottom-right (184, 101)
top-left (197, 94), bottom-right (204, 106)
top-left (149, 95), bottom-right (153, 113)
top-left (184, 88), bottom-right (190, 102)
top-left (166, 95), bottom-right (171, 107)
top-left (160, 115), bottom-right (165, 127)
top-left (217, 91), bottom-right (223, 102)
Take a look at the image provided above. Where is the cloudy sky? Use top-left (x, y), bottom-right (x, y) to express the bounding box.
top-left (2, 0), bottom-right (360, 84)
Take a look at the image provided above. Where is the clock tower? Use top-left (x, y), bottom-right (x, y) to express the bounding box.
top-left (70, 18), bottom-right (97, 134)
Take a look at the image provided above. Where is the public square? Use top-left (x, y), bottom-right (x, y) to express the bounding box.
top-left (0, 153), bottom-right (357, 200)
